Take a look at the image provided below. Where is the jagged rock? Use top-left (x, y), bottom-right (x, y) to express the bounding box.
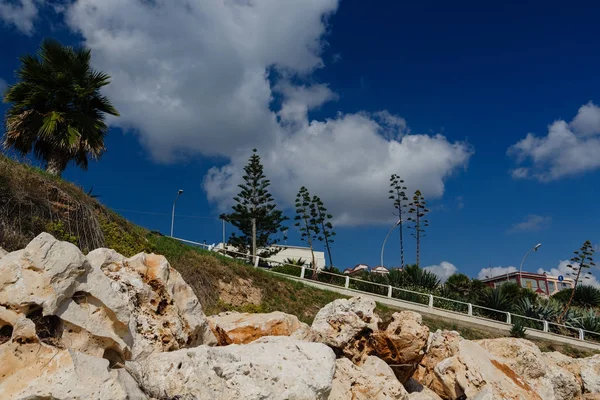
top-left (0, 341), bottom-right (146, 399)
top-left (0, 247), bottom-right (7, 259)
top-left (330, 356), bottom-right (409, 400)
top-left (0, 233), bottom-right (215, 365)
top-left (374, 311), bottom-right (429, 382)
top-left (126, 337), bottom-right (336, 400)
top-left (544, 352), bottom-right (600, 395)
top-left (477, 338), bottom-right (580, 400)
top-left (87, 248), bottom-right (216, 358)
top-left (404, 378), bottom-right (443, 400)
top-left (311, 296), bottom-right (428, 382)
top-left (208, 311), bottom-right (314, 345)
top-left (414, 330), bottom-right (544, 399)
top-left (312, 296), bottom-right (381, 351)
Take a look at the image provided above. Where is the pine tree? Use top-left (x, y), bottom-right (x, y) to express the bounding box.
top-left (295, 187), bottom-right (320, 276)
top-left (407, 190), bottom-right (429, 267)
top-left (221, 149), bottom-right (287, 259)
top-left (313, 195), bottom-right (336, 270)
top-left (389, 174), bottom-right (408, 268)
top-left (559, 240), bottom-right (596, 322)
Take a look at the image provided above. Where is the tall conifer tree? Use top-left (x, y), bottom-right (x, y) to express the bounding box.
top-left (221, 149), bottom-right (287, 259)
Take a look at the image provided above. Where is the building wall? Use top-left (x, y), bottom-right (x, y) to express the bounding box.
top-left (269, 247), bottom-right (326, 269)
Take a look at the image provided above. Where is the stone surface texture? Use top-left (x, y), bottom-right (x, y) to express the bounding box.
top-left (126, 336), bottom-right (336, 400)
top-left (329, 356), bottom-right (409, 400)
top-left (208, 310), bottom-right (314, 345)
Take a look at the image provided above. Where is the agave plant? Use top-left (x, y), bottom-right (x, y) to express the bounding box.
top-left (566, 309), bottom-right (600, 333)
top-left (390, 264), bottom-right (440, 291)
top-left (514, 298), bottom-right (561, 322)
top-left (283, 258), bottom-right (307, 266)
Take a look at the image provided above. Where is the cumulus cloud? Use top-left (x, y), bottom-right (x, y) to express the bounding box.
top-left (64, 0), bottom-right (339, 161)
top-left (508, 214), bottom-right (551, 233)
top-left (538, 260), bottom-right (600, 288)
top-left (424, 261), bottom-right (458, 283)
top-left (0, 0), bottom-right (40, 35)
top-left (477, 266), bottom-right (517, 280)
top-left (508, 102), bottom-right (600, 181)
top-left (7, 0), bottom-right (473, 225)
top-left (204, 117), bottom-right (471, 225)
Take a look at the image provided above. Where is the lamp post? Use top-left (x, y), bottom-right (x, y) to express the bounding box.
top-left (381, 219), bottom-right (402, 269)
top-left (516, 243), bottom-right (542, 284)
top-left (170, 189), bottom-right (183, 237)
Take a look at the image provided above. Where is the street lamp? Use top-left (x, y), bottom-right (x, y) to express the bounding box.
top-left (516, 243), bottom-right (542, 283)
top-left (380, 219), bottom-right (402, 269)
top-left (170, 189), bottom-right (184, 237)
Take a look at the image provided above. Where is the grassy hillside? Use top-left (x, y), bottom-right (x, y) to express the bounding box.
top-left (0, 155), bottom-right (597, 357)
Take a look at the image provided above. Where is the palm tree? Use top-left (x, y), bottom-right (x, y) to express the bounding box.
top-left (445, 273), bottom-right (472, 298)
top-left (3, 39), bottom-right (119, 177)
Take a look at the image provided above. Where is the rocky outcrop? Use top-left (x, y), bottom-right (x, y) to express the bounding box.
top-left (312, 296), bottom-right (429, 382)
top-left (0, 233), bottom-right (215, 366)
top-left (208, 310), bottom-right (314, 345)
top-left (404, 378), bottom-right (443, 400)
top-left (0, 340), bottom-right (146, 400)
top-left (414, 330), bottom-right (546, 399)
top-left (477, 338), bottom-right (581, 400)
top-left (4, 235), bottom-right (600, 400)
top-left (544, 352), bottom-right (600, 396)
top-left (126, 336), bottom-right (336, 400)
top-left (330, 356), bottom-right (409, 400)
top-left (0, 247), bottom-right (7, 259)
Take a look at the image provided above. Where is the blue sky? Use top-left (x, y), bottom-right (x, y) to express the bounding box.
top-left (1, 0), bottom-right (599, 282)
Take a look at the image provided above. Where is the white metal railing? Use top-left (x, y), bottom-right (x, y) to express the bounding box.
top-left (172, 237), bottom-right (600, 344)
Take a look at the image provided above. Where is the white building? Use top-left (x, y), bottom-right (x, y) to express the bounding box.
top-left (269, 245), bottom-right (326, 269)
top-left (214, 243), bottom-right (326, 269)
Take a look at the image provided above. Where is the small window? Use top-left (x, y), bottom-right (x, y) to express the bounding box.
top-left (548, 282), bottom-right (556, 292)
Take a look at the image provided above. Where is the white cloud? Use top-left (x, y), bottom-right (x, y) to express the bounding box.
top-left (64, 0), bottom-right (339, 162)
top-left (508, 102), bottom-right (600, 181)
top-left (477, 266), bottom-right (517, 280)
top-left (508, 214), bottom-right (551, 233)
top-left (571, 102), bottom-right (600, 137)
top-left (0, 0), bottom-right (40, 35)
top-left (538, 260), bottom-right (600, 288)
top-left (204, 117), bottom-right (472, 225)
top-left (7, 0), bottom-right (475, 226)
top-left (424, 261), bottom-right (458, 283)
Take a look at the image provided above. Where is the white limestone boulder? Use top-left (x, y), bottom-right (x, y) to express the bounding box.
top-left (330, 356), bottom-right (409, 400)
top-left (477, 338), bottom-right (580, 400)
top-left (126, 336), bottom-right (336, 400)
top-left (0, 341), bottom-right (146, 400)
top-left (0, 233), bottom-right (215, 365)
top-left (208, 310), bottom-right (314, 345)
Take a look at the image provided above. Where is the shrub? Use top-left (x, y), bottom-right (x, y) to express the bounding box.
top-left (510, 319), bottom-right (527, 338)
top-left (553, 286), bottom-right (600, 309)
top-left (271, 264), bottom-right (302, 277)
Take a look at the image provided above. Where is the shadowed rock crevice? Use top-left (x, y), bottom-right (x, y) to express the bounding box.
top-left (26, 308), bottom-right (63, 346)
top-left (0, 324), bottom-right (13, 345)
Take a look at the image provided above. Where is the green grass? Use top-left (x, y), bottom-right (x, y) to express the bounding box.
top-left (147, 235), bottom-right (345, 324)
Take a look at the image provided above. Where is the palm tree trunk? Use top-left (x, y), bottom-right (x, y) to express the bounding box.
top-left (46, 151), bottom-right (65, 177)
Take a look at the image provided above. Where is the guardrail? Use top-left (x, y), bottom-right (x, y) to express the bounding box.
top-left (173, 237), bottom-right (599, 344)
